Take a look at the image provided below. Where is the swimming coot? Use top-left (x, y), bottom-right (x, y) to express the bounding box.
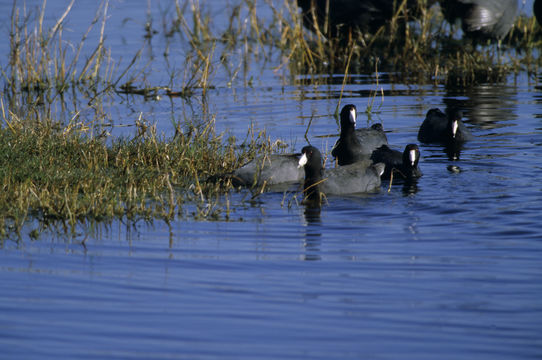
top-left (370, 144), bottom-right (422, 180)
top-left (355, 123), bottom-right (388, 154)
top-left (298, 145), bottom-right (384, 205)
top-left (331, 104), bottom-right (387, 166)
top-left (417, 108), bottom-right (473, 145)
top-left (439, 0), bottom-right (518, 40)
top-left (229, 153), bottom-right (304, 188)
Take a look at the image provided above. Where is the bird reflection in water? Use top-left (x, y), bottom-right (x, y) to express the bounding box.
top-left (444, 142), bottom-right (464, 161)
top-left (402, 179), bottom-right (419, 195)
top-left (443, 83), bottom-right (517, 131)
top-left (302, 206), bottom-right (322, 261)
top-left (383, 173), bottom-right (421, 195)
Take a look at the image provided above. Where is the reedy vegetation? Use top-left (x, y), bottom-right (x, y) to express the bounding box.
top-left (0, 106), bottom-right (277, 237)
top-left (0, 0), bottom-right (279, 238)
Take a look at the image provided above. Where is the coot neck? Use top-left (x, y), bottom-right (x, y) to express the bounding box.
top-left (303, 165), bottom-right (323, 203)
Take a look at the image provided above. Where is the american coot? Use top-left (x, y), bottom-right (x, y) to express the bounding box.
top-left (229, 153), bottom-right (304, 188)
top-left (331, 104), bottom-right (388, 166)
top-left (417, 108), bottom-right (473, 145)
top-left (356, 123), bottom-right (388, 154)
top-left (370, 144), bottom-right (422, 180)
top-left (535, 0), bottom-right (542, 27)
top-left (439, 0), bottom-right (518, 40)
top-left (298, 145), bottom-right (384, 205)
top-left (297, 0), bottom-right (435, 37)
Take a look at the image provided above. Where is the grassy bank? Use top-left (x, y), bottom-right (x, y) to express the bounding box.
top-left (0, 110), bottom-right (276, 237)
top-left (2, 0), bottom-right (298, 239)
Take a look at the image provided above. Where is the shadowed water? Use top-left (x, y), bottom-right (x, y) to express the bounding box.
top-left (1, 1), bottom-right (542, 359)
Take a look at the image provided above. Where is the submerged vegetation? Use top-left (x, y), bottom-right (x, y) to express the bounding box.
top-left (0, 0), bottom-right (541, 238)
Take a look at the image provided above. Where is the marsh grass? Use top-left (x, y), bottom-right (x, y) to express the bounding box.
top-left (149, 0), bottom-right (542, 87)
top-left (5, 1), bottom-right (116, 107)
top-left (0, 107), bottom-right (276, 237)
top-left (0, 0), bottom-right (293, 239)
top-left (281, 2), bottom-right (542, 84)
top-left (203, 0), bottom-right (539, 85)
top-left (5, 0), bottom-right (541, 109)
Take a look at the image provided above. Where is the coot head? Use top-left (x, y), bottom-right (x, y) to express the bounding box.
top-left (446, 108), bottom-right (463, 139)
top-left (331, 104), bottom-right (367, 166)
top-left (298, 145), bottom-right (324, 204)
top-left (340, 104), bottom-right (357, 130)
top-left (403, 144), bottom-right (420, 168)
top-left (402, 143), bottom-right (423, 179)
top-left (298, 145), bottom-right (323, 173)
top-left (426, 108), bottom-right (445, 118)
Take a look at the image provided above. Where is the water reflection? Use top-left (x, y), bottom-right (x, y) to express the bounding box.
top-left (534, 75), bottom-right (542, 119)
top-left (302, 206), bottom-right (322, 261)
top-left (402, 180), bottom-right (420, 195)
top-left (444, 142), bottom-right (464, 160)
top-left (443, 83), bottom-right (518, 129)
top-left (383, 178), bottom-right (421, 195)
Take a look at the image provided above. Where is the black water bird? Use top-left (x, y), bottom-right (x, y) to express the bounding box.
top-left (298, 145), bottom-right (384, 205)
top-left (331, 104), bottom-right (387, 166)
top-left (439, 0), bottom-right (518, 40)
top-left (297, 0), bottom-right (435, 37)
top-left (370, 144), bottom-right (422, 181)
top-left (535, 0), bottom-right (542, 27)
top-left (418, 108), bottom-right (473, 145)
top-left (227, 153), bottom-right (304, 189)
top-left (355, 123), bottom-right (388, 154)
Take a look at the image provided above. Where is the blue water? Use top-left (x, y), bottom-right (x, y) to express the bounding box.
top-left (1, 1), bottom-right (542, 359)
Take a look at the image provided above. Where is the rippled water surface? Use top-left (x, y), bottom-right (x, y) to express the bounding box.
top-left (1, 1), bottom-right (542, 359)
